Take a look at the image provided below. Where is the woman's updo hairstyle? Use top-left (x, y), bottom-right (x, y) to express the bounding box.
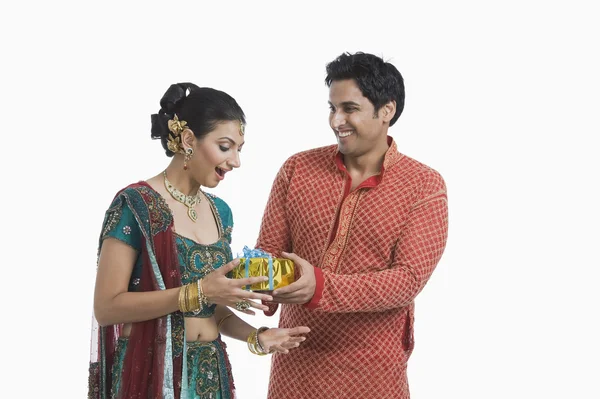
top-left (151, 82), bottom-right (246, 156)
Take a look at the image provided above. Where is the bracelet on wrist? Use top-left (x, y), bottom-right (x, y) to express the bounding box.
top-left (247, 327), bottom-right (270, 356)
top-left (178, 280), bottom-right (206, 313)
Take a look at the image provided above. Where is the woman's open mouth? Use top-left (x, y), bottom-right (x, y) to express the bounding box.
top-left (215, 167), bottom-right (226, 180)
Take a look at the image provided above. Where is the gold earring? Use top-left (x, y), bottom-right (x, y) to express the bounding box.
top-left (183, 148), bottom-right (193, 170)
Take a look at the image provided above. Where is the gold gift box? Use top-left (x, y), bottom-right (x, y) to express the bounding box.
top-left (232, 257), bottom-right (295, 292)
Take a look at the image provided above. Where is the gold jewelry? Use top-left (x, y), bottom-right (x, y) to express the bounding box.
top-left (179, 284), bottom-right (194, 313)
top-left (217, 313), bottom-right (234, 330)
top-left (163, 170), bottom-right (202, 222)
top-left (183, 147), bottom-right (193, 171)
top-left (235, 300), bottom-right (251, 311)
top-left (178, 285), bottom-right (188, 312)
top-left (189, 280), bottom-right (200, 310)
top-left (256, 326), bottom-right (270, 354)
top-left (247, 330), bottom-right (262, 355)
top-left (247, 327), bottom-right (269, 356)
top-left (247, 330), bottom-right (257, 354)
top-left (167, 115), bottom-right (188, 154)
top-left (178, 282), bottom-right (203, 313)
top-left (239, 121), bottom-right (245, 136)
top-left (197, 278), bottom-right (209, 305)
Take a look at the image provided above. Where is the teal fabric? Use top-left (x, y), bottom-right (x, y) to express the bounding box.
top-left (110, 338), bottom-right (128, 398)
top-left (112, 337), bottom-right (230, 399)
top-left (102, 203), bottom-right (144, 292)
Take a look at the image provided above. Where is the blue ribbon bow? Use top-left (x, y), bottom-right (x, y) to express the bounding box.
top-left (241, 246), bottom-right (274, 290)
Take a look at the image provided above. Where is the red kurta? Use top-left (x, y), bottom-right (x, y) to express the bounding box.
top-left (257, 137), bottom-right (448, 399)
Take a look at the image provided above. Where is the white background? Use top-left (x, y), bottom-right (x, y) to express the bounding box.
top-left (1, 1), bottom-right (599, 398)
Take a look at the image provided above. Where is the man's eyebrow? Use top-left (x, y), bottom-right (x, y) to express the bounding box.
top-left (328, 101), bottom-right (360, 107)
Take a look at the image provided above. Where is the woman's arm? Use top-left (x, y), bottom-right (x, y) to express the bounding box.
top-left (215, 305), bottom-right (310, 354)
top-left (214, 305), bottom-right (255, 341)
top-left (94, 239), bottom-right (274, 327)
top-left (93, 238), bottom-right (180, 326)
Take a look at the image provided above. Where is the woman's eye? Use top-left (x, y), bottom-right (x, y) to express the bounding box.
top-left (219, 145), bottom-right (229, 152)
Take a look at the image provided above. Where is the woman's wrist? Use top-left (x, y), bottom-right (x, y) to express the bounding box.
top-left (256, 327), bottom-right (269, 353)
top-left (178, 280), bottom-right (207, 313)
top-left (247, 326), bottom-right (270, 356)
top-left (197, 278), bottom-right (210, 305)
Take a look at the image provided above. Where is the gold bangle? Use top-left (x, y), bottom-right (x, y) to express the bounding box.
top-left (256, 326), bottom-right (270, 354)
top-left (184, 284), bottom-right (192, 312)
top-left (198, 278), bottom-right (208, 306)
top-left (179, 282), bottom-right (203, 313)
top-left (189, 281), bottom-right (200, 311)
top-left (217, 313), bottom-right (234, 330)
top-left (247, 327), bottom-right (269, 356)
top-left (178, 285), bottom-right (187, 312)
top-left (247, 330), bottom-right (260, 355)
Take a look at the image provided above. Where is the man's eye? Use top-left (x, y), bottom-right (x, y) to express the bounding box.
top-left (345, 108), bottom-right (356, 113)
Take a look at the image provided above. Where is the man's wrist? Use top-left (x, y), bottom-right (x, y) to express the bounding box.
top-left (304, 267), bottom-right (324, 309)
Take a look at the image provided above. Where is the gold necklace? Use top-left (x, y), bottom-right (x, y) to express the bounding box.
top-left (163, 171), bottom-right (203, 222)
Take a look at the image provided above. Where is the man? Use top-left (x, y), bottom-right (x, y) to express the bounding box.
top-left (256, 52), bottom-right (448, 398)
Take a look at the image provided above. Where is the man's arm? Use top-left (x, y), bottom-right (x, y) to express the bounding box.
top-left (255, 160), bottom-right (294, 315)
top-left (256, 161), bottom-right (293, 255)
top-left (274, 174), bottom-right (448, 313)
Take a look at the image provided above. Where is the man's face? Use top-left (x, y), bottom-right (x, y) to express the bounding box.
top-left (328, 79), bottom-right (388, 157)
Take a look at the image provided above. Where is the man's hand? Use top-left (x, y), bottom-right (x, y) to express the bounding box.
top-left (272, 252), bottom-right (316, 304)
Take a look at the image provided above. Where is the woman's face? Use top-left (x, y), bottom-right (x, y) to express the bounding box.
top-left (188, 120), bottom-right (245, 188)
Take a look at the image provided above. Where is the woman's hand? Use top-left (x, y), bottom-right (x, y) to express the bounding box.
top-left (201, 258), bottom-right (273, 315)
top-left (258, 326), bottom-right (311, 354)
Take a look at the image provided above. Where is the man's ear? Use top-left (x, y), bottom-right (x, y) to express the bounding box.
top-left (381, 100), bottom-right (396, 123)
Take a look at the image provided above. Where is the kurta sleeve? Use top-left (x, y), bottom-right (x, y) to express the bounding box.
top-left (256, 160), bottom-right (293, 256)
top-left (309, 172), bottom-right (449, 313)
top-left (256, 160), bottom-right (295, 315)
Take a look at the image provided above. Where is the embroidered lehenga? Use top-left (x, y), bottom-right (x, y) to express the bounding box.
top-left (88, 182), bottom-right (236, 399)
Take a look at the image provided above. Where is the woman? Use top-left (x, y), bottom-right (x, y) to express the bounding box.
top-left (88, 83), bottom-right (309, 399)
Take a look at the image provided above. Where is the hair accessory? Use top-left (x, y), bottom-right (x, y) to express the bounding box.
top-left (166, 115), bottom-right (188, 153)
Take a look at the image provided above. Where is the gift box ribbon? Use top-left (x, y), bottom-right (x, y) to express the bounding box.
top-left (241, 246), bottom-right (274, 290)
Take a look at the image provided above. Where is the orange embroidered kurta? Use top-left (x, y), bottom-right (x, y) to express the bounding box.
top-left (257, 137), bottom-right (448, 399)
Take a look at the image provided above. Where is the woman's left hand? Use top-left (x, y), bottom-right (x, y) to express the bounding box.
top-left (258, 326), bottom-right (310, 354)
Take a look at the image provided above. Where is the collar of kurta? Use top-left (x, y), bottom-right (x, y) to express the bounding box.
top-left (333, 135), bottom-right (403, 187)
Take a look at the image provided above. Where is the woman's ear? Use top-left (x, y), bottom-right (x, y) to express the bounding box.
top-left (181, 129), bottom-right (196, 150)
